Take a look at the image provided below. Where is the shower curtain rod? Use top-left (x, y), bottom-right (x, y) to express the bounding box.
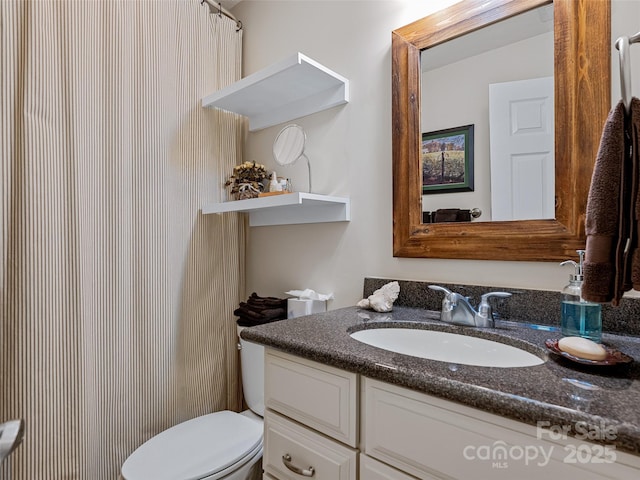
top-left (201, 0), bottom-right (243, 30)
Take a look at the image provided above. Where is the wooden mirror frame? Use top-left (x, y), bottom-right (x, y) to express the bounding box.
top-left (392, 0), bottom-right (610, 261)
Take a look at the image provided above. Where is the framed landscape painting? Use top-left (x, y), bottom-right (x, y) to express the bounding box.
top-left (421, 124), bottom-right (474, 194)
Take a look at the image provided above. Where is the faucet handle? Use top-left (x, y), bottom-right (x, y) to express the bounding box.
top-left (428, 285), bottom-right (457, 303)
top-left (479, 291), bottom-right (512, 304)
top-left (428, 285), bottom-right (453, 297)
top-left (428, 285), bottom-right (456, 312)
top-left (476, 292), bottom-right (512, 327)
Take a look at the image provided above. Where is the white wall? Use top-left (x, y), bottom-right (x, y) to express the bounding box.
top-left (231, 0), bottom-right (640, 308)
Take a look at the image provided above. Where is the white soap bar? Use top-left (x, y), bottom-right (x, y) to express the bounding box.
top-left (558, 336), bottom-right (607, 361)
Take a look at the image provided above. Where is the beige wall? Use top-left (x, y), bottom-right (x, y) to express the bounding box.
top-left (232, 0), bottom-right (640, 309)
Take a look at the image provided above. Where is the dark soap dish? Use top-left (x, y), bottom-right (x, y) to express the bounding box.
top-left (544, 339), bottom-right (634, 366)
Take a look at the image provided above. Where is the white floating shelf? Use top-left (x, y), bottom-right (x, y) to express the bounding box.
top-left (201, 53), bottom-right (349, 131)
top-left (202, 192), bottom-right (351, 227)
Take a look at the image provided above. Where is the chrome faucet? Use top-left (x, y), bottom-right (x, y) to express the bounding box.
top-left (428, 285), bottom-right (512, 328)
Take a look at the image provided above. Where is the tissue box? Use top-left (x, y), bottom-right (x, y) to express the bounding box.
top-left (287, 298), bottom-right (327, 319)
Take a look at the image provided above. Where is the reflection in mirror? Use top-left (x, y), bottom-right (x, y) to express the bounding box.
top-left (273, 124), bottom-right (311, 192)
top-left (392, 0), bottom-right (611, 261)
top-left (420, 4), bottom-right (554, 223)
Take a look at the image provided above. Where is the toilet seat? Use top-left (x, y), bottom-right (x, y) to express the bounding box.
top-left (121, 410), bottom-right (263, 480)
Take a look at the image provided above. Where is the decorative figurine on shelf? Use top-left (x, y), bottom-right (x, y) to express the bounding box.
top-left (225, 161), bottom-right (268, 200)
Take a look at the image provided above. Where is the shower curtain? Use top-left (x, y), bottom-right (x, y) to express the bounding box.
top-left (0, 0), bottom-right (245, 478)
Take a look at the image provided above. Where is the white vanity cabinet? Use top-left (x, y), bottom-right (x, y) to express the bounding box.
top-left (262, 348), bottom-right (640, 480)
top-left (359, 455), bottom-right (420, 480)
top-left (362, 378), bottom-right (640, 479)
top-left (263, 349), bottom-right (358, 480)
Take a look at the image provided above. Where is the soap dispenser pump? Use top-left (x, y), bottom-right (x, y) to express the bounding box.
top-left (560, 250), bottom-right (602, 342)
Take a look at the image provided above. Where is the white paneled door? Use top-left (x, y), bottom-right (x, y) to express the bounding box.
top-left (489, 76), bottom-right (554, 221)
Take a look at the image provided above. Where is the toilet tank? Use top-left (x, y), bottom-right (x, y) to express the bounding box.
top-left (237, 326), bottom-right (265, 417)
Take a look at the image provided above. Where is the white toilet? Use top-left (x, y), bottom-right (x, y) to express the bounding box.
top-left (121, 327), bottom-right (265, 480)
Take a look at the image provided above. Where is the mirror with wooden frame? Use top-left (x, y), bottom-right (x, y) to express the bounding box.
top-left (392, 0), bottom-right (610, 261)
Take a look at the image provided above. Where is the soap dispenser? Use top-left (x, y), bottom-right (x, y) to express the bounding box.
top-left (560, 250), bottom-right (602, 342)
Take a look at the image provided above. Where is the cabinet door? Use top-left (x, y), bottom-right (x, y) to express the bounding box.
top-left (360, 454), bottom-right (423, 480)
top-left (364, 378), bottom-right (640, 479)
top-left (265, 349), bottom-right (358, 446)
top-left (264, 410), bottom-right (357, 480)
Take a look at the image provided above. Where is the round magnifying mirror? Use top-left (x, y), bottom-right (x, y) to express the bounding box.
top-left (273, 124), bottom-right (311, 192)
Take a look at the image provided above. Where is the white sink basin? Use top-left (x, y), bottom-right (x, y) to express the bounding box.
top-left (350, 328), bottom-right (544, 368)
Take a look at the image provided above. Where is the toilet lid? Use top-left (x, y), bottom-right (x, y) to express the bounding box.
top-left (121, 410), bottom-right (263, 480)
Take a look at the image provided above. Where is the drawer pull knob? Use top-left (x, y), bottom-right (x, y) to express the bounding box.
top-left (282, 453), bottom-right (315, 477)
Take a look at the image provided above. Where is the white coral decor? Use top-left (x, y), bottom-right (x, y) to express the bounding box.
top-left (356, 281), bottom-right (400, 312)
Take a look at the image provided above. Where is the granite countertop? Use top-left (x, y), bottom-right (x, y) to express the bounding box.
top-left (240, 306), bottom-right (640, 456)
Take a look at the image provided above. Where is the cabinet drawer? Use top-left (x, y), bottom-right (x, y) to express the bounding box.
top-left (265, 349), bottom-right (358, 446)
top-left (360, 454), bottom-right (422, 480)
top-left (264, 410), bottom-right (357, 480)
top-left (364, 378), bottom-right (640, 480)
